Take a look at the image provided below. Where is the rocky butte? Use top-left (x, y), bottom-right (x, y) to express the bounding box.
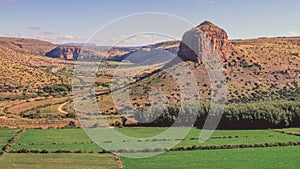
top-left (46, 46), bottom-right (82, 60)
top-left (178, 21), bottom-right (231, 63)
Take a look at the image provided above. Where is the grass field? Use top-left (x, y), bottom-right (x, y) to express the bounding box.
top-left (10, 128), bottom-right (300, 153)
top-left (109, 128), bottom-right (300, 151)
top-left (176, 129), bottom-right (300, 147)
top-left (11, 129), bottom-right (102, 152)
top-left (0, 129), bottom-right (19, 149)
top-left (1, 128), bottom-right (300, 168)
top-left (121, 146), bottom-right (300, 169)
top-left (0, 153), bottom-right (117, 169)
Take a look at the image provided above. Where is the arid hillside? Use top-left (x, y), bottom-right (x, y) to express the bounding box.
top-left (0, 38), bottom-right (74, 101)
top-left (97, 23), bottom-right (300, 114)
top-left (0, 22), bottom-right (299, 128)
top-left (0, 37), bottom-right (56, 56)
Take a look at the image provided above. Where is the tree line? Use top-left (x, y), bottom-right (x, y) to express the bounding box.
top-left (134, 100), bottom-right (300, 129)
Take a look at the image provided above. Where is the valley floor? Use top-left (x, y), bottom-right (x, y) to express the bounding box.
top-left (0, 127), bottom-right (299, 169)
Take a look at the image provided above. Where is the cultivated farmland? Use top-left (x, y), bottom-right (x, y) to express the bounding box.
top-left (121, 146), bottom-right (300, 169)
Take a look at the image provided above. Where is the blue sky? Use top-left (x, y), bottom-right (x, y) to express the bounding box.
top-left (0, 0), bottom-right (299, 44)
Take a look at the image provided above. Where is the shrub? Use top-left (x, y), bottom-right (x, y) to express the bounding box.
top-left (30, 150), bottom-right (40, 153)
top-left (54, 150), bottom-right (72, 153)
top-left (18, 149), bottom-right (30, 153)
top-left (40, 150), bottom-right (50, 154)
top-left (65, 112), bottom-right (77, 118)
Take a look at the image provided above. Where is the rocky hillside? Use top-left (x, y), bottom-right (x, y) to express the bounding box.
top-left (97, 21), bottom-right (300, 114)
top-left (0, 38), bottom-right (73, 97)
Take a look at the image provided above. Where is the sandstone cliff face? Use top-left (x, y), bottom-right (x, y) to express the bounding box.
top-left (178, 21), bottom-right (231, 63)
top-left (46, 46), bottom-right (82, 60)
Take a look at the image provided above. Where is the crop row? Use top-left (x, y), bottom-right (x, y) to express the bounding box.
top-left (102, 135), bottom-right (251, 144)
top-left (112, 141), bottom-right (300, 153)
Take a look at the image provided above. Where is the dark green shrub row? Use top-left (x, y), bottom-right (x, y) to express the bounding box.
top-left (17, 141), bottom-right (93, 146)
top-left (108, 135), bottom-right (244, 144)
top-left (169, 141), bottom-right (300, 152)
top-left (9, 149), bottom-right (108, 154)
top-left (10, 149), bottom-right (50, 153)
top-left (111, 141), bottom-right (300, 153)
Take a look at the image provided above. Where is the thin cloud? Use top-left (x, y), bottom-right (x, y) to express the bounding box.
top-left (45, 35), bottom-right (86, 44)
top-left (28, 26), bottom-right (42, 30)
top-left (107, 34), bottom-right (172, 47)
top-left (61, 35), bottom-right (75, 39)
top-left (3, 32), bottom-right (21, 37)
top-left (288, 31), bottom-right (300, 36)
top-left (37, 31), bottom-right (55, 35)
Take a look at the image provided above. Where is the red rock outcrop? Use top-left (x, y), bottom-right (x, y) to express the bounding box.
top-left (178, 21), bottom-right (231, 63)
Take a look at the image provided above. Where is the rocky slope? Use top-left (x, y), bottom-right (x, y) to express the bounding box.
top-left (97, 21), bottom-right (300, 114)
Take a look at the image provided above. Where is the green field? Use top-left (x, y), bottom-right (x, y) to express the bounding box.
top-left (2, 128), bottom-right (300, 169)
top-left (0, 129), bottom-right (19, 149)
top-left (0, 153), bottom-right (117, 169)
top-left (10, 128), bottom-right (300, 152)
top-left (176, 129), bottom-right (300, 147)
top-left (121, 146), bottom-right (300, 169)
top-left (109, 128), bottom-right (300, 151)
top-left (11, 129), bottom-right (102, 152)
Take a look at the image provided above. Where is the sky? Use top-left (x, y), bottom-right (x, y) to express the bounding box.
top-left (0, 0), bottom-right (299, 45)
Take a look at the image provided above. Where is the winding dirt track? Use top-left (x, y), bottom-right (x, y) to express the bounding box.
top-left (57, 101), bottom-right (70, 114)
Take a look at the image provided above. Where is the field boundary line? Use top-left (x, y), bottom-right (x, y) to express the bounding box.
top-left (111, 141), bottom-right (300, 153)
top-left (1, 129), bottom-right (25, 157)
top-left (271, 130), bottom-right (300, 137)
top-left (114, 153), bottom-right (123, 169)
